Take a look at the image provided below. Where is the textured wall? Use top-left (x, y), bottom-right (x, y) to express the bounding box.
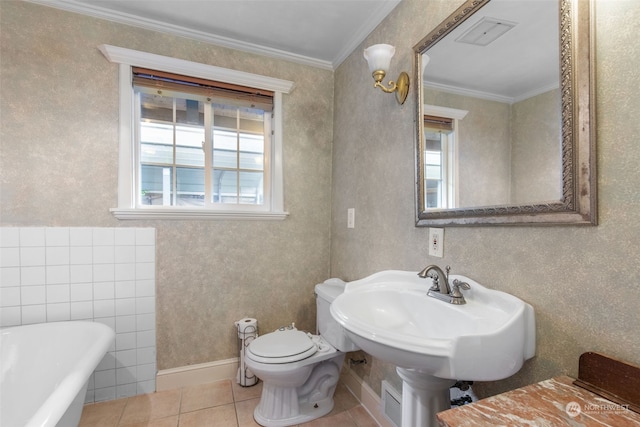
top-left (332, 0), bottom-right (640, 399)
top-left (511, 89), bottom-right (561, 204)
top-left (0, 1), bottom-right (334, 370)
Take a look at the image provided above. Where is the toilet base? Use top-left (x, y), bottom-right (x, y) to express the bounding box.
top-left (251, 354), bottom-right (344, 427)
top-left (254, 395), bottom-right (335, 427)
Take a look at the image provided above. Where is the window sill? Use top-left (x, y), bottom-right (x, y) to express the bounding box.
top-left (110, 208), bottom-right (289, 221)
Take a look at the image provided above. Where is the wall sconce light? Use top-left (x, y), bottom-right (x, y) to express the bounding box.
top-left (364, 44), bottom-right (410, 105)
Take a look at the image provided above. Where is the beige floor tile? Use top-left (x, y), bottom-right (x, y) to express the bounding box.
top-left (79, 398), bottom-right (128, 427)
top-left (328, 383), bottom-right (360, 415)
top-left (234, 397), bottom-right (261, 427)
top-left (178, 403), bottom-right (238, 427)
top-left (232, 380), bottom-right (263, 402)
top-left (79, 378), bottom-right (379, 427)
top-left (120, 389), bottom-right (182, 425)
top-left (347, 406), bottom-right (379, 427)
top-left (181, 380), bottom-right (234, 413)
top-left (120, 415), bottom-right (179, 427)
top-left (301, 411), bottom-right (357, 427)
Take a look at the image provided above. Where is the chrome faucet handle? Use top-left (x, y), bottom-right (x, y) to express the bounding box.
top-left (426, 271), bottom-right (440, 290)
top-left (452, 279), bottom-right (470, 290)
top-left (450, 279), bottom-right (470, 300)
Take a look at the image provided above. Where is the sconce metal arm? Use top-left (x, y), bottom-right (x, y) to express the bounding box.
top-left (371, 70), bottom-right (410, 104)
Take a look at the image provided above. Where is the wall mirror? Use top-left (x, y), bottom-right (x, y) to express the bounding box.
top-left (414, 0), bottom-right (596, 226)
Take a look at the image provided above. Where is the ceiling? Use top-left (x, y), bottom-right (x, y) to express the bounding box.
top-left (28, 0), bottom-right (402, 70)
top-left (422, 0), bottom-right (559, 103)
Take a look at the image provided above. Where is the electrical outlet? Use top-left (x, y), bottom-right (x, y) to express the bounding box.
top-left (429, 227), bottom-right (444, 257)
top-left (347, 208), bottom-right (355, 229)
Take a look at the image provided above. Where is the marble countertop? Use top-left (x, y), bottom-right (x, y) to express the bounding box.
top-left (437, 375), bottom-right (640, 426)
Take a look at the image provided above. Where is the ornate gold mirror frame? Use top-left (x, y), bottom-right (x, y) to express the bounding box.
top-left (414, 0), bottom-right (596, 226)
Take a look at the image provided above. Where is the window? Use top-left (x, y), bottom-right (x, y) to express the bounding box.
top-left (421, 105), bottom-right (468, 210)
top-left (424, 115), bottom-right (454, 209)
top-left (134, 68), bottom-right (272, 208)
top-left (424, 132), bottom-right (446, 209)
top-left (99, 45), bottom-right (294, 220)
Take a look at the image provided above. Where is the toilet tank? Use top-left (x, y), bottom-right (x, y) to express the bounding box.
top-left (315, 278), bottom-right (359, 352)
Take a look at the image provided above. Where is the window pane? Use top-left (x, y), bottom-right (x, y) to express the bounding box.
top-left (213, 169), bottom-right (238, 203)
top-left (425, 150), bottom-right (442, 179)
top-left (176, 98), bottom-right (203, 126)
top-left (424, 134), bottom-right (442, 150)
top-left (425, 180), bottom-right (441, 209)
top-left (140, 165), bottom-right (173, 206)
top-left (425, 165), bottom-right (442, 180)
top-left (238, 106), bottom-right (266, 132)
top-left (213, 130), bottom-right (238, 169)
top-left (175, 125), bottom-right (204, 167)
top-left (140, 122), bottom-right (173, 164)
top-left (425, 151), bottom-right (442, 166)
top-left (239, 171), bottom-right (264, 205)
top-left (140, 92), bottom-right (173, 122)
top-left (240, 134), bottom-right (264, 171)
top-left (176, 167), bottom-right (204, 206)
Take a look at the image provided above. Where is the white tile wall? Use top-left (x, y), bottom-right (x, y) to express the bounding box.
top-left (0, 227), bottom-right (156, 402)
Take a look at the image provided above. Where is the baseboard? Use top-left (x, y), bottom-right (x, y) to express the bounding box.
top-left (342, 367), bottom-right (396, 427)
top-left (156, 358), bottom-right (239, 391)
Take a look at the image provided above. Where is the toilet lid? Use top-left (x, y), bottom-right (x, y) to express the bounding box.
top-left (248, 330), bottom-right (317, 363)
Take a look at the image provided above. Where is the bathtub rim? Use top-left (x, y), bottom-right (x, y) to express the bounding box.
top-left (1, 321), bottom-right (115, 427)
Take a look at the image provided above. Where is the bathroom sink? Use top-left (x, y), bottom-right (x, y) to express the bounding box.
top-left (330, 270), bottom-right (535, 381)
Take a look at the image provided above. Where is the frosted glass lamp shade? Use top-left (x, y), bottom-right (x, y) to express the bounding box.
top-left (362, 43), bottom-right (409, 105)
top-left (364, 44), bottom-right (395, 74)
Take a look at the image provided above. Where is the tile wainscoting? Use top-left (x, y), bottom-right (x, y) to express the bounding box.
top-left (0, 227), bottom-right (157, 402)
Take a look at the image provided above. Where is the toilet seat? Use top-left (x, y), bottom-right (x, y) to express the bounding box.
top-left (247, 330), bottom-right (318, 364)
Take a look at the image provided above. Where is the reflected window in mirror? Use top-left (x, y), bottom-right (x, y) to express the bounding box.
top-left (422, 107), bottom-right (468, 210)
top-left (424, 116), bottom-right (453, 209)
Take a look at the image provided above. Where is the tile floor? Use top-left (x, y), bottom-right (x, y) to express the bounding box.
top-left (79, 378), bottom-right (379, 427)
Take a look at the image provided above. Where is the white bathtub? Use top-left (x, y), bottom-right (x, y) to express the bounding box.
top-left (1, 321), bottom-right (115, 427)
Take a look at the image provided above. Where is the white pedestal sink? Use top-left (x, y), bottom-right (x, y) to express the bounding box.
top-left (330, 270), bottom-right (536, 427)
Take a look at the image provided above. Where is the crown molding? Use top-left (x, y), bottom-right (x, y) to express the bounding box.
top-left (423, 80), bottom-right (514, 104)
top-left (26, 0), bottom-right (336, 70)
top-left (423, 80), bottom-right (559, 105)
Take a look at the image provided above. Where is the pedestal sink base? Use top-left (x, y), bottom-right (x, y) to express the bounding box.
top-left (396, 368), bottom-right (456, 427)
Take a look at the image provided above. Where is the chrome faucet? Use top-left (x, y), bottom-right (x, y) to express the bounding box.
top-left (417, 265), bottom-right (470, 305)
top-left (417, 265), bottom-right (451, 294)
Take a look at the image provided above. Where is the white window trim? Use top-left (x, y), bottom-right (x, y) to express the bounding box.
top-left (99, 44), bottom-right (294, 220)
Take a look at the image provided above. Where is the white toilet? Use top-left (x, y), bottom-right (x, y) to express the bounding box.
top-left (244, 278), bottom-right (359, 427)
